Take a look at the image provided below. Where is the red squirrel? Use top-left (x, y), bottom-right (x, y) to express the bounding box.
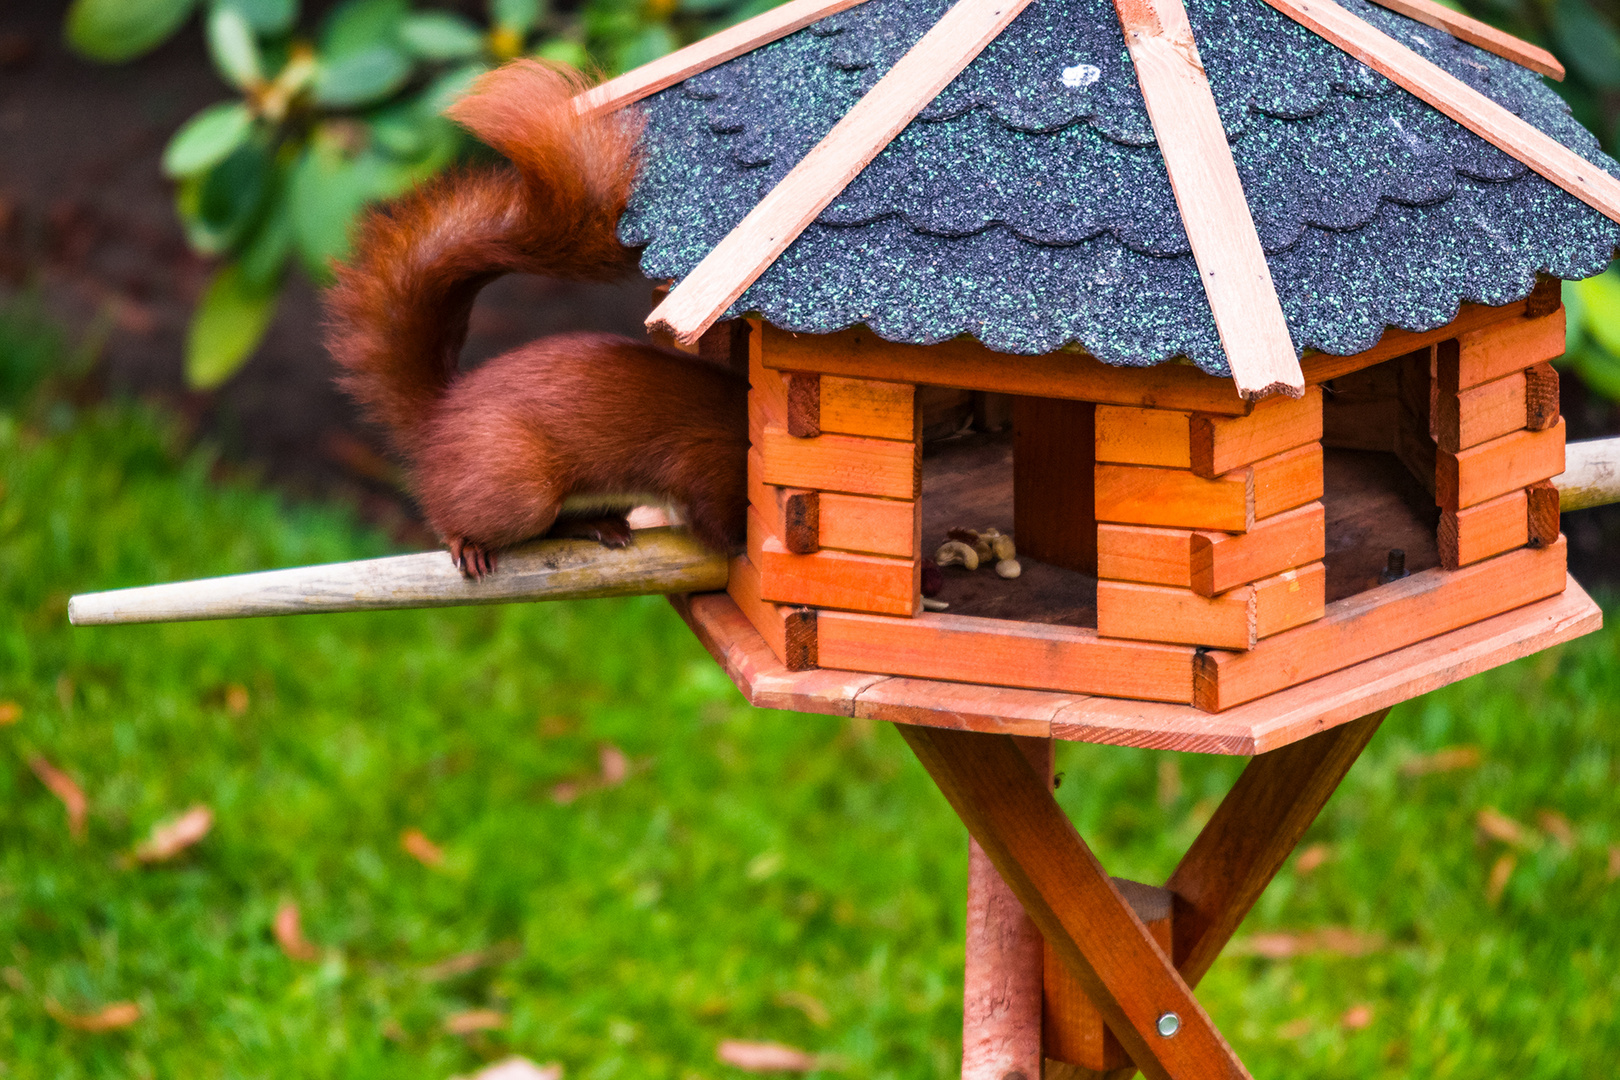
top-left (325, 61), bottom-right (747, 579)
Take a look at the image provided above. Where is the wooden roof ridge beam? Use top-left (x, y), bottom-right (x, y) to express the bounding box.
top-left (1268, 0), bottom-right (1620, 225)
top-left (1115, 0), bottom-right (1306, 400)
top-left (646, 0), bottom-right (1037, 347)
top-left (575, 0), bottom-right (875, 115)
top-left (1363, 0), bottom-right (1563, 81)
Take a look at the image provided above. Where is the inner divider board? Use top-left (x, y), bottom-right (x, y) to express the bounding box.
top-left (1435, 369), bottom-right (1528, 452)
top-left (1435, 418), bottom-right (1565, 512)
top-left (817, 609), bottom-right (1198, 704)
top-left (1014, 396), bottom-right (1100, 575)
top-left (727, 554), bottom-right (818, 670)
top-left (1194, 536), bottom-right (1568, 710)
top-left (748, 505), bottom-right (920, 616)
top-left (1439, 488), bottom-right (1529, 570)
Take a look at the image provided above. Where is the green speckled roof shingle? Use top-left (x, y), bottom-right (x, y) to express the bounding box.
top-left (619, 0), bottom-right (1620, 376)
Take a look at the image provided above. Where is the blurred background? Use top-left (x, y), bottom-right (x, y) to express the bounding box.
top-left (1, 1), bottom-right (1617, 1077)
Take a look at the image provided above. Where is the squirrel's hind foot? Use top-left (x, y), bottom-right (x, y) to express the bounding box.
top-left (548, 513), bottom-right (633, 548)
top-left (448, 537), bottom-right (497, 580)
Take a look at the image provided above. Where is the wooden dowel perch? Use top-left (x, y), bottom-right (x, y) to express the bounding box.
top-left (1556, 434), bottom-right (1620, 512)
top-left (68, 528), bottom-right (729, 627)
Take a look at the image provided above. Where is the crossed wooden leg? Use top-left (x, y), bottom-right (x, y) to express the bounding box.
top-left (900, 709), bottom-right (1389, 1080)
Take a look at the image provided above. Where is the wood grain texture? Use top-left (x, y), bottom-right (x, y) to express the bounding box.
top-left (749, 507), bottom-right (919, 616)
top-left (1253, 561), bottom-right (1327, 638)
top-left (754, 403), bottom-right (920, 500)
top-left (818, 610), bottom-right (1197, 703)
top-left (1192, 386), bottom-right (1322, 478)
top-left (1525, 362), bottom-right (1560, 431)
top-left (1095, 405), bottom-right (1192, 467)
top-left (1095, 463), bottom-right (1252, 532)
top-left (1264, 0), bottom-right (1620, 223)
top-left (1363, 0), bottom-right (1563, 78)
top-left (1015, 396), bottom-right (1099, 574)
top-left (785, 372), bottom-right (821, 437)
top-left (67, 528), bottom-right (729, 626)
top-left (1435, 418), bottom-right (1565, 511)
top-left (677, 578), bottom-right (1601, 753)
top-left (1194, 537), bottom-right (1568, 710)
top-left (820, 375), bottom-right (916, 440)
top-left (1097, 524), bottom-right (1197, 588)
top-left (1097, 580), bottom-right (1257, 650)
top-left (647, 0), bottom-right (1038, 344)
top-left (575, 0), bottom-right (873, 114)
top-left (819, 491), bottom-right (919, 558)
top-left (1299, 297), bottom-right (1528, 385)
top-left (1438, 489), bottom-right (1528, 570)
top-left (726, 555), bottom-right (817, 670)
top-left (1527, 479), bottom-right (1561, 546)
top-left (748, 448), bottom-right (816, 553)
top-left (761, 325), bottom-right (1252, 415)
top-left (1115, 0), bottom-right (1303, 400)
top-left (898, 726), bottom-right (1251, 1080)
top-left (1555, 435), bottom-right (1620, 510)
top-left (1434, 370), bottom-right (1527, 453)
top-left (1191, 501), bottom-right (1325, 596)
top-left (1252, 443), bottom-right (1324, 520)
top-left (1441, 311), bottom-right (1567, 391)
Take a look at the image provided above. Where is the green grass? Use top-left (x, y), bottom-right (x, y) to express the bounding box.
top-left (1, 390), bottom-right (1618, 1079)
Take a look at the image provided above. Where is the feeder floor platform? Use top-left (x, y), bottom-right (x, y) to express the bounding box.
top-left (671, 576), bottom-right (1599, 755)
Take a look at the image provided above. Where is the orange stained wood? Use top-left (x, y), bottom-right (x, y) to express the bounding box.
top-left (1014, 396), bottom-right (1099, 575)
top-left (1440, 311), bottom-right (1567, 392)
top-left (818, 491), bottom-right (919, 558)
top-left (1095, 404), bottom-right (1192, 467)
top-left (1525, 362), bottom-right (1560, 431)
top-left (817, 375), bottom-right (916, 440)
top-left (785, 372), bottom-right (822, 437)
top-left (1192, 386), bottom-right (1323, 478)
top-left (1363, 0), bottom-right (1563, 78)
top-left (727, 555), bottom-right (818, 670)
top-left (1097, 524), bottom-right (1198, 588)
top-left (760, 324), bottom-right (1252, 415)
top-left (1194, 537), bottom-right (1568, 710)
top-left (899, 725), bottom-right (1252, 1080)
top-left (817, 610), bottom-right (1197, 703)
top-left (752, 403), bottom-right (920, 500)
top-left (1264, 0), bottom-right (1620, 224)
top-left (1434, 370), bottom-right (1528, 452)
top-left (1439, 489), bottom-right (1528, 571)
top-left (750, 355), bottom-right (790, 426)
top-left (1253, 442), bottom-right (1324, 519)
top-left (1435, 418), bottom-right (1565, 512)
top-left (748, 448), bottom-right (819, 553)
top-left (1095, 462), bottom-right (1252, 531)
top-left (1044, 879), bottom-right (1174, 1071)
top-left (648, 0), bottom-right (1038, 345)
top-left (576, 0), bottom-right (873, 114)
top-left (1254, 561), bottom-right (1327, 638)
top-left (749, 507), bottom-right (918, 616)
top-left (1097, 579), bottom-right (1258, 650)
top-left (1192, 501), bottom-right (1325, 596)
top-left (1527, 480), bottom-right (1561, 547)
top-left (1299, 294), bottom-right (1536, 384)
top-left (1114, 0), bottom-right (1304, 400)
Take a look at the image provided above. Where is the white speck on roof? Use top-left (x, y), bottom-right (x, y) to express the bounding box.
top-left (1061, 63), bottom-right (1101, 90)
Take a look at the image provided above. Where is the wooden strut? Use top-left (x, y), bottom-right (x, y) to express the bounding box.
top-left (924, 711), bottom-right (1389, 1079)
top-left (1362, 0), bottom-right (1563, 79)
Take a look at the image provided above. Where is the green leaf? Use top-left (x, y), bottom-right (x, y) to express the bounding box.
top-left (319, 0), bottom-right (408, 57)
top-left (289, 135), bottom-right (379, 279)
top-left (1570, 345), bottom-right (1620, 401)
top-left (399, 12), bottom-right (485, 60)
top-left (620, 24), bottom-right (677, 71)
top-left (237, 175), bottom-right (295, 288)
top-left (218, 0), bottom-right (298, 35)
top-left (162, 102), bottom-right (254, 178)
top-left (312, 45), bottom-right (413, 107)
top-left (186, 262), bottom-right (281, 388)
top-left (176, 138), bottom-right (273, 255)
top-left (65, 0), bottom-right (198, 63)
top-left (1552, 0), bottom-right (1620, 86)
top-left (1572, 269), bottom-right (1620, 357)
top-left (207, 5), bottom-right (263, 89)
top-left (532, 37), bottom-right (589, 69)
top-left (491, 0), bottom-right (541, 34)
top-left (418, 61), bottom-right (488, 115)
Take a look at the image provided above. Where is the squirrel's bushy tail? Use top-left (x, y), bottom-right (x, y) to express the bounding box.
top-left (325, 61), bottom-right (643, 455)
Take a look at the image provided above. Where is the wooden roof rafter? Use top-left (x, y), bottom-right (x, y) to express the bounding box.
top-left (1362, 0), bottom-right (1564, 80)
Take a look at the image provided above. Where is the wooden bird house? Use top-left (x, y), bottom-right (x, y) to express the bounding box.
top-left (584, 0), bottom-right (1617, 742)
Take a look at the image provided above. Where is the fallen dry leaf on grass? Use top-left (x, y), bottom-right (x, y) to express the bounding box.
top-left (0, 700), bottom-right (20, 724)
top-left (422, 943), bottom-right (521, 981)
top-left (1276, 1017), bottom-right (1313, 1039)
top-left (1476, 807), bottom-right (1533, 849)
top-left (28, 756), bottom-right (86, 840)
top-left (716, 1040), bottom-right (819, 1072)
top-left (274, 901), bottom-right (319, 961)
top-left (1609, 846), bottom-right (1620, 882)
top-left (401, 828), bottom-right (445, 867)
top-left (1486, 853), bottom-right (1517, 904)
top-left (224, 683), bottom-right (250, 716)
top-left (1342, 1004), bottom-right (1374, 1030)
top-left (444, 1009), bottom-right (506, 1035)
top-left (1399, 745), bottom-right (1481, 777)
top-left (775, 990), bottom-right (831, 1027)
top-left (1536, 809), bottom-right (1575, 848)
top-left (599, 744), bottom-right (628, 786)
top-left (1233, 928), bottom-right (1384, 959)
top-left (45, 999), bottom-right (140, 1031)
top-left (458, 1056), bottom-right (562, 1080)
top-left (1294, 843), bottom-right (1332, 875)
top-left (135, 805), bottom-right (212, 863)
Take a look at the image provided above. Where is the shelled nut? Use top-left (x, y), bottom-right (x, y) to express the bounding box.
top-left (935, 541), bottom-right (979, 571)
top-left (995, 558), bottom-right (1022, 579)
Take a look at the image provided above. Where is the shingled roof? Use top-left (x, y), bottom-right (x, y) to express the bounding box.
top-left (619, 0), bottom-right (1620, 377)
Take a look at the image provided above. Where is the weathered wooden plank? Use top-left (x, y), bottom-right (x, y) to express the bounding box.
top-left (1438, 489), bottom-right (1528, 570)
top-left (1555, 436), bottom-right (1620, 511)
top-left (1435, 419), bottom-right (1565, 511)
top-left (1192, 386), bottom-right (1322, 478)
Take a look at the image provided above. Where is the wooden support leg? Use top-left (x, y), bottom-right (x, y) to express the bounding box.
top-left (901, 725), bottom-right (1250, 1080)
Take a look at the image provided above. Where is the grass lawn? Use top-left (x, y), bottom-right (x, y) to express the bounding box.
top-left (2, 339), bottom-right (1618, 1076)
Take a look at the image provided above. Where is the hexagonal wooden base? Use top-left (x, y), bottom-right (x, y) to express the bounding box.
top-left (670, 575), bottom-right (1599, 755)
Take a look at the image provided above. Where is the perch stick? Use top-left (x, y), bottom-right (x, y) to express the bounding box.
top-left (1556, 434), bottom-right (1620, 512)
top-left (68, 528), bottom-right (729, 626)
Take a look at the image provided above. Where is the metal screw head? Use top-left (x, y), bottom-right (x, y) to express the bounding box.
top-left (1156, 1012), bottom-right (1182, 1037)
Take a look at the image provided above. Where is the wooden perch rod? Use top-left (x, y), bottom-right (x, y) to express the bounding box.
top-left (68, 528), bottom-right (729, 627)
top-left (1556, 434), bottom-right (1620, 512)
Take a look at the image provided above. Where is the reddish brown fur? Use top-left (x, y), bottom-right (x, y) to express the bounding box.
top-left (324, 61), bottom-right (746, 573)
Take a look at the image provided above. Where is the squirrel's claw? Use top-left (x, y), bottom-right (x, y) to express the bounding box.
top-left (448, 538), bottom-right (496, 580)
